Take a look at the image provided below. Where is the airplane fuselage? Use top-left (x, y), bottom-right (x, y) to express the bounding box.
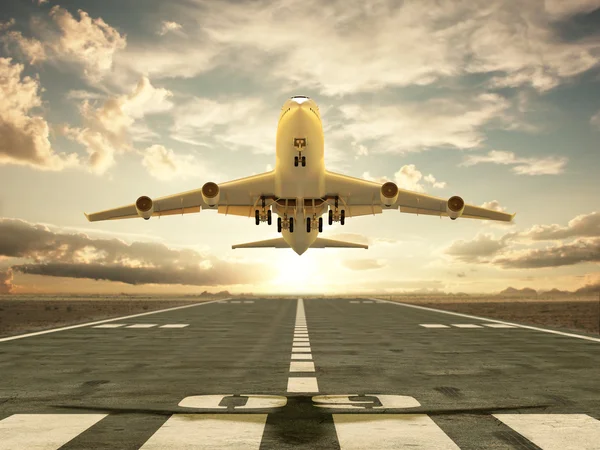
top-left (274, 96), bottom-right (327, 255)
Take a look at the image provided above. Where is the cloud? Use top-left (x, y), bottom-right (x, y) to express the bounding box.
top-left (1, 24), bottom-right (46, 64)
top-left (63, 76), bottom-right (173, 173)
top-left (461, 150), bottom-right (568, 175)
top-left (128, 0), bottom-right (600, 95)
top-left (445, 234), bottom-right (509, 263)
top-left (326, 233), bottom-right (401, 247)
top-left (457, 272), bottom-right (466, 278)
top-left (493, 238), bottom-right (600, 268)
top-left (0, 58), bottom-right (79, 170)
top-left (342, 258), bottom-right (386, 271)
top-left (158, 21), bottom-right (183, 36)
top-left (544, 0), bottom-right (600, 19)
top-left (591, 111), bottom-right (600, 130)
top-left (332, 94), bottom-right (511, 153)
top-left (0, 218), bottom-right (267, 287)
top-left (481, 200), bottom-right (507, 212)
top-left (520, 211), bottom-right (600, 240)
top-left (141, 145), bottom-right (202, 181)
top-left (0, 268), bottom-right (14, 294)
top-left (47, 6), bottom-right (126, 82)
top-left (363, 164), bottom-right (447, 193)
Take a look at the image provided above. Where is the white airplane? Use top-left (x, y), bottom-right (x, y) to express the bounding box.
top-left (85, 95), bottom-right (515, 255)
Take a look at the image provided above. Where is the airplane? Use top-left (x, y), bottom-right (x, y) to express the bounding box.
top-left (85, 95), bottom-right (515, 255)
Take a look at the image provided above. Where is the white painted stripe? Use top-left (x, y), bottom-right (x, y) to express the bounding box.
top-left (293, 342), bottom-right (311, 347)
top-left (494, 414), bottom-right (600, 450)
top-left (140, 414), bottom-right (267, 449)
top-left (370, 299), bottom-right (600, 343)
top-left (287, 377), bottom-right (319, 392)
top-left (244, 301), bottom-right (255, 303)
top-left (292, 347), bottom-right (311, 353)
top-left (125, 324), bottom-right (157, 328)
top-left (293, 337), bottom-right (310, 342)
top-left (333, 414), bottom-right (460, 449)
top-left (484, 323), bottom-right (517, 328)
top-left (0, 299), bottom-right (227, 343)
top-left (92, 324), bottom-right (126, 328)
top-left (350, 301), bottom-right (359, 303)
top-left (295, 326), bottom-right (308, 328)
top-left (290, 361), bottom-right (315, 372)
top-left (0, 414), bottom-right (107, 450)
top-left (451, 324), bottom-right (483, 328)
top-left (294, 331), bottom-right (309, 335)
top-left (362, 301), bottom-right (373, 303)
top-left (294, 335), bottom-right (309, 339)
top-left (420, 324), bottom-right (450, 328)
top-left (159, 324), bottom-right (189, 328)
top-left (291, 353), bottom-right (312, 360)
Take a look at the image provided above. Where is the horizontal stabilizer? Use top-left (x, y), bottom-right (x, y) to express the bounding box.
top-left (313, 238), bottom-right (368, 249)
top-left (232, 238), bottom-right (289, 249)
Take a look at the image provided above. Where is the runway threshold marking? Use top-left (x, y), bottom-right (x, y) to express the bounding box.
top-left (287, 298), bottom-right (319, 393)
top-left (0, 414), bottom-right (107, 450)
top-left (0, 299), bottom-right (228, 343)
top-left (139, 414), bottom-right (267, 449)
top-left (494, 414), bottom-right (600, 450)
top-left (371, 299), bottom-right (600, 343)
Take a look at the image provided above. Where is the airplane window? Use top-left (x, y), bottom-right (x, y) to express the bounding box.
top-left (291, 95), bottom-right (309, 99)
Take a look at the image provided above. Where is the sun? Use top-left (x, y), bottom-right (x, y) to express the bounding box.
top-left (271, 250), bottom-right (323, 293)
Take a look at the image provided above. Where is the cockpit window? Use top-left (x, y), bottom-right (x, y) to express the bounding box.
top-left (291, 95), bottom-right (309, 99)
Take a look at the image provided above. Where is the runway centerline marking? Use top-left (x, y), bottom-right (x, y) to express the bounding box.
top-left (420, 324), bottom-right (450, 328)
top-left (452, 324), bottom-right (483, 328)
top-left (0, 299), bottom-right (228, 343)
top-left (92, 324), bottom-right (126, 328)
top-left (291, 353), bottom-right (312, 360)
top-left (370, 299), bottom-right (600, 343)
top-left (125, 324), bottom-right (157, 328)
top-left (288, 298), bottom-right (318, 393)
top-left (159, 324), bottom-right (189, 328)
top-left (287, 377), bottom-right (319, 393)
top-left (290, 361), bottom-right (315, 372)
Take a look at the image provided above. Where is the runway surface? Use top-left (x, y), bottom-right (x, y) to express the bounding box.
top-left (0, 298), bottom-right (599, 449)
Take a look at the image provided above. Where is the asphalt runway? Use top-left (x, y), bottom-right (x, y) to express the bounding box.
top-left (0, 298), bottom-right (599, 449)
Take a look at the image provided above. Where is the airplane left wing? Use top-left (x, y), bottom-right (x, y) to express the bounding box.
top-left (324, 170), bottom-right (515, 222)
top-left (85, 171), bottom-right (276, 221)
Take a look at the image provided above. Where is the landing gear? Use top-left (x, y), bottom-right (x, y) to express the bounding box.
top-left (289, 217), bottom-right (294, 233)
top-left (267, 209), bottom-right (272, 225)
top-left (277, 217), bottom-right (282, 232)
top-left (306, 217), bottom-right (311, 233)
top-left (255, 197), bottom-right (272, 225)
top-left (328, 196), bottom-right (346, 225)
top-left (340, 209), bottom-right (345, 225)
top-left (328, 209), bottom-right (333, 225)
top-left (293, 138), bottom-right (306, 168)
top-left (278, 213), bottom-right (294, 233)
top-left (255, 209), bottom-right (260, 225)
top-left (301, 156), bottom-right (306, 167)
top-left (294, 156), bottom-right (299, 167)
top-left (318, 217), bottom-right (323, 232)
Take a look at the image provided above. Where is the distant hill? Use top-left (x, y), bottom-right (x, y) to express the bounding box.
top-left (499, 287), bottom-right (537, 297)
top-left (575, 283), bottom-right (600, 295)
top-left (540, 288), bottom-right (572, 296)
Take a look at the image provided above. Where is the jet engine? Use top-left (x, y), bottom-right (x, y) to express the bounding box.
top-left (202, 182), bottom-right (220, 206)
top-left (135, 196), bottom-right (154, 220)
top-left (446, 195), bottom-right (465, 220)
top-left (380, 182), bottom-right (399, 207)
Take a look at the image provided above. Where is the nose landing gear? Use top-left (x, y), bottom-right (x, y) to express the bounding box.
top-left (293, 138), bottom-right (306, 167)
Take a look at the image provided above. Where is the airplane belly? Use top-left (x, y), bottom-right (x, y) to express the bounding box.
top-left (281, 211), bottom-right (319, 255)
top-left (275, 108), bottom-right (325, 199)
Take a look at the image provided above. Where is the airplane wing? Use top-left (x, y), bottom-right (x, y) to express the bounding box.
top-left (85, 171), bottom-right (276, 221)
top-left (324, 170), bottom-right (515, 222)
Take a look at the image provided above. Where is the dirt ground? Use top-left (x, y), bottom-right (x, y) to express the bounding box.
top-left (394, 299), bottom-right (600, 335)
top-left (0, 298), bottom-right (210, 338)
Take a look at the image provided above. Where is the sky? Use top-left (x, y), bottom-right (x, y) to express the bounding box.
top-left (0, 0), bottom-right (599, 295)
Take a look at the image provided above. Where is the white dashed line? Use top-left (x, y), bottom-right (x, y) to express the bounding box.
top-left (420, 324), bottom-right (450, 328)
top-left (494, 414), bottom-right (600, 450)
top-left (452, 324), bottom-right (483, 328)
top-left (332, 414), bottom-right (460, 449)
top-left (287, 377), bottom-right (319, 393)
top-left (291, 353), bottom-right (312, 360)
top-left (290, 361), bottom-right (315, 372)
top-left (139, 414), bottom-right (267, 449)
top-left (350, 301), bottom-right (359, 303)
top-left (293, 337), bottom-right (310, 342)
top-left (484, 324), bottom-right (517, 328)
top-left (125, 324), bottom-right (157, 328)
top-left (244, 301), bottom-right (255, 303)
top-left (362, 301), bottom-right (373, 304)
top-left (292, 347), bottom-right (311, 353)
top-left (159, 324), bottom-right (189, 328)
top-left (93, 324), bottom-right (126, 328)
top-left (0, 414), bottom-right (107, 450)
top-left (293, 342), bottom-right (311, 347)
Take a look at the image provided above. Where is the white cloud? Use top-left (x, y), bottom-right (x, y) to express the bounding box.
top-left (544, 0), bottom-right (600, 19)
top-left (63, 77), bottom-right (173, 173)
top-left (363, 164), bottom-right (447, 193)
top-left (591, 111), bottom-right (600, 130)
top-left (461, 150), bottom-right (568, 175)
top-left (481, 200), bottom-right (507, 212)
top-left (158, 21), bottom-right (183, 36)
top-left (520, 211), bottom-right (600, 240)
top-left (1, 27), bottom-right (46, 64)
top-left (141, 145), bottom-right (202, 181)
top-left (47, 6), bottom-right (126, 82)
top-left (445, 234), bottom-right (509, 263)
top-left (0, 58), bottom-right (78, 170)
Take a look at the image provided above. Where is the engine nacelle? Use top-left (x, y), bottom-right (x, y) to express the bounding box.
top-left (446, 195), bottom-right (465, 220)
top-left (380, 182), bottom-right (399, 206)
top-left (135, 196), bottom-right (154, 220)
top-left (202, 182), bottom-right (220, 206)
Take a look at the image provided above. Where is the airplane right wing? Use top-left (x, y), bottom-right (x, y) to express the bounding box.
top-left (85, 171), bottom-right (276, 221)
top-left (324, 170), bottom-right (515, 222)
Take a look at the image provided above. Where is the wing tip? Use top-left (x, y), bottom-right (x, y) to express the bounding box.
top-left (84, 212), bottom-right (91, 222)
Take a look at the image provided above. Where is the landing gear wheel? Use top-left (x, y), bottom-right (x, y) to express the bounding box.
top-left (289, 217), bottom-right (294, 233)
top-left (277, 217), bottom-right (282, 232)
top-left (267, 210), bottom-right (272, 225)
top-left (294, 156), bottom-right (299, 167)
top-left (306, 217), bottom-right (311, 233)
top-left (328, 209), bottom-right (333, 225)
top-left (301, 156), bottom-right (306, 167)
top-left (318, 217), bottom-right (323, 232)
top-left (340, 209), bottom-right (345, 225)
top-left (255, 210), bottom-right (260, 225)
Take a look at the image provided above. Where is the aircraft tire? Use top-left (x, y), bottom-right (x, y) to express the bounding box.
top-left (255, 210), bottom-right (260, 225)
top-left (294, 156), bottom-right (299, 167)
top-left (328, 209), bottom-right (333, 225)
top-left (289, 217), bottom-right (294, 233)
top-left (301, 156), bottom-right (306, 167)
top-left (318, 217), bottom-right (323, 232)
top-left (277, 217), bottom-right (282, 232)
top-left (306, 217), bottom-right (311, 233)
top-left (340, 209), bottom-right (345, 225)
top-left (267, 210), bottom-right (272, 225)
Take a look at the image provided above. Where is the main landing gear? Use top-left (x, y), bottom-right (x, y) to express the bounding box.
top-left (306, 216), bottom-right (323, 233)
top-left (277, 215), bottom-right (294, 233)
top-left (255, 197), bottom-right (272, 225)
top-left (293, 138), bottom-right (306, 167)
top-left (328, 196), bottom-right (345, 225)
